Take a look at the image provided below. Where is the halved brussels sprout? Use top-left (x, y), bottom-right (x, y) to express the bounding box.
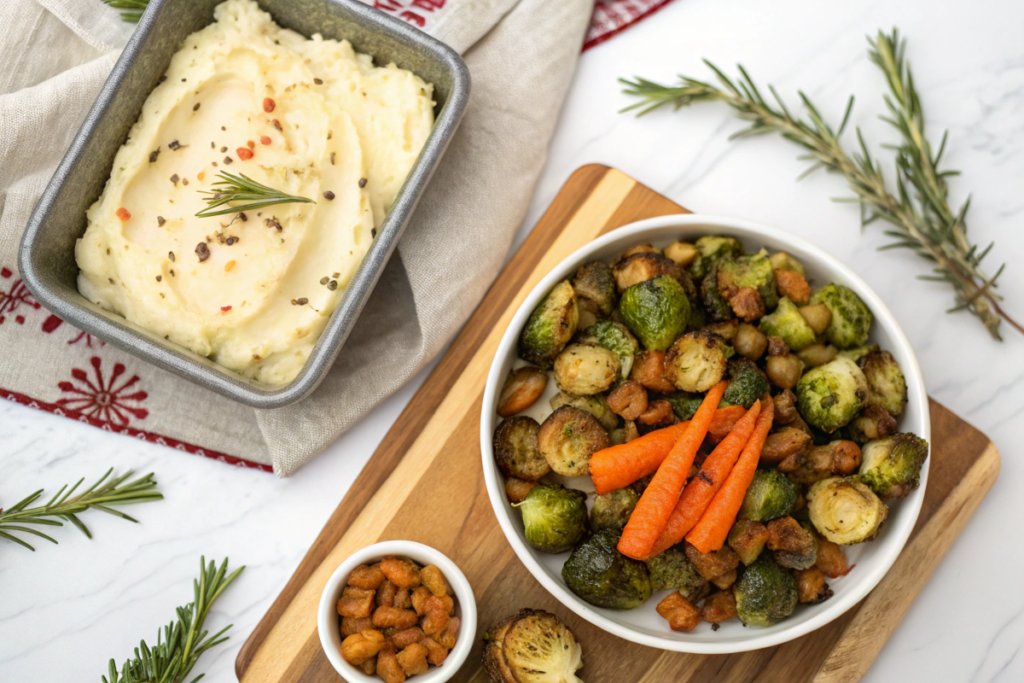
top-left (619, 275), bottom-right (692, 351)
top-left (485, 609), bottom-right (584, 683)
top-left (811, 283), bottom-right (872, 349)
top-left (689, 235), bottom-right (745, 280)
top-left (537, 406), bottom-right (610, 477)
top-left (740, 469), bottom-right (799, 522)
top-left (718, 249), bottom-right (779, 311)
top-left (722, 357), bottom-right (770, 409)
top-left (562, 529), bottom-right (652, 609)
top-left (732, 553), bottom-right (798, 627)
top-left (665, 330), bottom-right (728, 392)
top-left (759, 297), bottom-right (817, 352)
top-left (838, 344), bottom-right (877, 363)
top-left (795, 356), bottom-right (868, 432)
top-left (807, 476), bottom-right (888, 545)
top-left (769, 251), bottom-right (806, 276)
top-left (728, 519), bottom-right (770, 566)
top-left (519, 281), bottom-right (579, 368)
top-left (573, 261), bottom-right (617, 316)
top-left (553, 344), bottom-right (620, 396)
top-left (550, 391), bottom-right (619, 431)
top-left (513, 485), bottom-right (589, 553)
top-left (580, 320), bottom-right (639, 380)
top-left (591, 487), bottom-right (640, 532)
top-left (645, 546), bottom-right (709, 602)
top-left (493, 416), bottom-right (549, 482)
top-left (858, 432), bottom-right (929, 499)
top-left (858, 350), bottom-right (908, 417)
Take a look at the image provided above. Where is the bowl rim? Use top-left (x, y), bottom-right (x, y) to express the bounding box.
top-left (18, 0), bottom-right (470, 409)
top-left (317, 540), bottom-right (477, 681)
top-left (479, 213), bottom-right (930, 654)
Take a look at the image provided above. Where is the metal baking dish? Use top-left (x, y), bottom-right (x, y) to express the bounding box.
top-left (18, 0), bottom-right (469, 408)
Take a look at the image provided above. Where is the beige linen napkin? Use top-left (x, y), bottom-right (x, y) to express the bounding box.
top-left (0, 0), bottom-right (593, 475)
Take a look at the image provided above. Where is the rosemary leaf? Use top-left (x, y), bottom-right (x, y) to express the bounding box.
top-left (102, 0), bottom-right (150, 23)
top-left (196, 172), bottom-right (314, 218)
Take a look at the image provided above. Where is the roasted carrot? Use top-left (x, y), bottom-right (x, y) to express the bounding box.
top-left (686, 396), bottom-right (775, 553)
top-left (590, 407), bottom-right (741, 495)
top-left (706, 405), bottom-right (746, 442)
top-left (617, 381), bottom-right (728, 560)
top-left (645, 401), bottom-right (762, 559)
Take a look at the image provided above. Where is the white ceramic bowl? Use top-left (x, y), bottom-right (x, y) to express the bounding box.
top-left (480, 214), bottom-right (929, 654)
top-left (317, 540), bottom-right (477, 681)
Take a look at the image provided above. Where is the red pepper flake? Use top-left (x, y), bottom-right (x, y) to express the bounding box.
top-left (221, 305), bottom-right (232, 312)
top-left (263, 98), bottom-right (276, 112)
top-left (246, 140), bottom-right (256, 150)
top-left (260, 135), bottom-right (272, 145)
top-left (116, 207), bottom-right (131, 221)
top-left (236, 147), bottom-right (253, 160)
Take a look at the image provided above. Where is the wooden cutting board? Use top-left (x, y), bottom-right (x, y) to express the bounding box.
top-left (236, 165), bottom-right (1000, 683)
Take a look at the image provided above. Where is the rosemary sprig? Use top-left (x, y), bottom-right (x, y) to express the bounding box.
top-left (196, 172), bottom-right (314, 218)
top-left (0, 469), bottom-right (162, 551)
top-left (102, 0), bottom-right (149, 23)
top-left (620, 29), bottom-right (1020, 340)
top-left (103, 557), bottom-right (244, 683)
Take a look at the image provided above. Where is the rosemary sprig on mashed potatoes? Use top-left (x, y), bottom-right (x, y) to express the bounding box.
top-left (76, 0), bottom-right (435, 385)
top-left (196, 172), bottom-right (314, 218)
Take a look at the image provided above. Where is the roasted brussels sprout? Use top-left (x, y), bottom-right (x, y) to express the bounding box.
top-left (591, 488), bottom-right (640, 532)
top-left (769, 251), bottom-right (806, 276)
top-left (739, 469), bottom-right (799, 522)
top-left (573, 261), bottom-right (617, 316)
top-left (807, 476), bottom-right (888, 545)
top-left (732, 553), bottom-right (798, 627)
top-left (766, 516), bottom-right (818, 570)
top-left (550, 391), bottom-right (619, 431)
top-left (727, 519), bottom-right (770, 566)
top-left (513, 485), bottom-right (588, 553)
top-left (645, 546), bottom-right (710, 601)
top-left (619, 275), bottom-right (692, 351)
top-left (795, 356), bottom-right (868, 432)
top-left (858, 350), bottom-right (908, 417)
top-left (838, 345), bottom-right (877, 363)
top-left (758, 297), bottom-right (817, 352)
top-left (717, 249), bottom-right (779, 311)
top-left (519, 281), bottom-right (579, 367)
top-left (493, 416), bottom-right (550, 482)
top-left (858, 433), bottom-right (929, 499)
top-left (580, 321), bottom-right (638, 380)
top-left (664, 240), bottom-right (699, 267)
top-left (537, 406), bottom-right (610, 477)
top-left (553, 344), bottom-right (620, 396)
top-left (701, 265), bottom-right (735, 323)
top-left (483, 609), bottom-right (583, 683)
top-left (689, 235), bottom-right (745, 280)
top-left (664, 392), bottom-right (704, 421)
top-left (562, 529), bottom-right (652, 609)
top-left (497, 367), bottom-right (548, 418)
top-left (811, 283), bottom-right (872, 349)
top-left (612, 252), bottom-right (684, 292)
top-left (722, 357), bottom-right (770, 409)
top-left (665, 330), bottom-right (728, 392)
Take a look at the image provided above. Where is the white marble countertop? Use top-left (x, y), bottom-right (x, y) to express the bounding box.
top-left (2, 0), bottom-right (1022, 680)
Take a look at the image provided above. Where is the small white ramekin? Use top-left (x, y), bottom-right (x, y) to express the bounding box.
top-left (317, 540), bottom-right (477, 682)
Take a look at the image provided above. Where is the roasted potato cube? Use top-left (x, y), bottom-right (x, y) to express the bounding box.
top-left (338, 586), bottom-right (376, 619)
top-left (847, 404), bottom-right (898, 445)
top-left (656, 592), bottom-right (701, 632)
top-left (815, 537), bottom-right (850, 578)
top-left (760, 427), bottom-right (812, 465)
top-left (504, 477), bottom-right (538, 503)
top-left (665, 240), bottom-right (699, 267)
top-left (373, 606), bottom-right (420, 630)
top-left (341, 629), bottom-right (385, 666)
top-left (773, 389), bottom-right (798, 425)
top-left (685, 542), bottom-right (741, 581)
top-left (497, 367), bottom-right (548, 417)
top-left (637, 399), bottom-right (674, 427)
top-left (607, 379), bottom-right (648, 421)
top-left (348, 564), bottom-right (386, 590)
top-left (727, 519), bottom-right (770, 566)
top-left (795, 567), bottom-right (833, 604)
top-left (728, 286), bottom-right (765, 321)
top-left (493, 416), bottom-right (549, 482)
top-left (630, 350), bottom-right (675, 393)
top-left (613, 252), bottom-right (683, 292)
top-left (767, 517), bottom-right (818, 570)
top-left (701, 590), bottom-right (739, 624)
top-left (396, 642), bottom-right (430, 676)
top-left (774, 269), bottom-right (811, 305)
top-left (380, 557), bottom-right (422, 589)
top-left (711, 568), bottom-right (738, 590)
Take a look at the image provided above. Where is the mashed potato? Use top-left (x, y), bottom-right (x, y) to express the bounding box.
top-left (77, 0), bottom-right (434, 385)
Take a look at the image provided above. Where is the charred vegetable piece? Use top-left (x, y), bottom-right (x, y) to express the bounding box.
top-left (549, 391), bottom-right (618, 431)
top-left (519, 281), bottom-right (579, 367)
top-left (815, 537), bottom-right (850, 578)
top-left (702, 265), bottom-right (735, 323)
top-left (779, 440), bottom-right (862, 484)
top-left (717, 249), bottom-right (779, 310)
top-left (689, 235), bottom-right (745, 280)
top-left (562, 529), bottom-right (652, 609)
top-left (858, 433), bottom-right (929, 499)
top-left (573, 261), bottom-right (617, 316)
top-left (513, 485), bottom-right (588, 553)
top-left (727, 519), bottom-right (769, 566)
top-left (702, 590), bottom-right (739, 624)
top-left (795, 567), bottom-right (833, 604)
top-left (538, 405), bottom-right (610, 476)
top-left (684, 543), bottom-right (741, 581)
top-left (733, 553), bottom-right (798, 627)
top-left (807, 476), bottom-right (888, 545)
top-left (811, 283), bottom-right (872, 349)
top-left (613, 252), bottom-right (683, 292)
top-left (493, 416), bottom-right (549, 482)
top-left (769, 251), bottom-right (806, 276)
top-left (759, 297), bottom-right (816, 352)
top-left (553, 343), bottom-right (620, 396)
top-left (774, 269), bottom-right (811, 305)
top-left (739, 469), bottom-right (799, 522)
top-left (580, 320), bottom-right (639, 379)
top-left (665, 330), bottom-right (728, 392)
top-left (795, 357), bottom-right (867, 432)
top-left (619, 275), bottom-right (692, 351)
top-left (858, 350), bottom-right (908, 417)
top-left (766, 517), bottom-right (818, 570)
top-left (505, 477), bottom-right (538, 504)
top-left (630, 349), bottom-right (676, 393)
top-left (645, 546), bottom-right (710, 601)
top-left (664, 241), bottom-right (699, 267)
top-left (847, 404), bottom-right (898, 444)
top-left (656, 592), bottom-right (701, 632)
top-left (497, 367), bottom-right (548, 418)
top-left (591, 487), bottom-right (640, 532)
top-left (606, 380), bottom-right (648, 422)
top-left (760, 427), bottom-right (813, 465)
top-left (722, 357), bottom-right (770, 409)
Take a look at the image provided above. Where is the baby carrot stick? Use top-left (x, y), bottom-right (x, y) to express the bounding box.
top-left (617, 381), bottom-right (728, 560)
top-left (706, 405), bottom-right (746, 441)
top-left (590, 407), bottom-right (741, 495)
top-left (645, 400), bottom-right (762, 559)
top-left (685, 395), bottom-right (775, 554)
